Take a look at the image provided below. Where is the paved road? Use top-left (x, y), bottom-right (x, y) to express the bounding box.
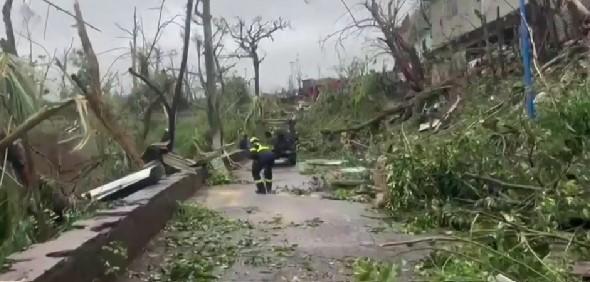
top-left (120, 163), bottom-right (422, 282)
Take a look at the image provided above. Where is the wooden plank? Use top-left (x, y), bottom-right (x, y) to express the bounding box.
top-left (162, 153), bottom-right (198, 173)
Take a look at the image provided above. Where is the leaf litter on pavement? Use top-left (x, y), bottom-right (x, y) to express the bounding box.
top-left (130, 204), bottom-right (257, 282)
top-left (128, 204), bottom-right (303, 282)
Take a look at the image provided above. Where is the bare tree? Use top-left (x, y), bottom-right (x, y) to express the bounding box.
top-left (212, 19), bottom-right (236, 99)
top-left (321, 0), bottom-right (467, 134)
top-left (227, 17), bottom-right (289, 96)
top-left (19, 2), bottom-right (37, 64)
top-left (128, 67), bottom-right (173, 141)
top-left (194, 0), bottom-right (229, 148)
top-left (331, 0), bottom-right (425, 92)
top-left (129, 7), bottom-right (139, 90)
top-left (118, 6), bottom-right (174, 142)
top-left (130, 0), bottom-right (194, 151)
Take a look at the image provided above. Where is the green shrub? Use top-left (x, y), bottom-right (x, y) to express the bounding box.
top-left (382, 74), bottom-right (590, 281)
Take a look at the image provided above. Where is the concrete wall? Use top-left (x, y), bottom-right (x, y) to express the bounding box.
top-left (431, 51), bottom-right (467, 84)
top-left (0, 171), bottom-right (205, 282)
top-left (430, 0), bottom-right (522, 48)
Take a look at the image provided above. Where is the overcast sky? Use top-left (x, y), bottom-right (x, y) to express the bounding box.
top-left (2, 0), bottom-right (391, 93)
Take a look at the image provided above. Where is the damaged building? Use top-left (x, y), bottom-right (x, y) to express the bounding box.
top-left (402, 0), bottom-right (590, 84)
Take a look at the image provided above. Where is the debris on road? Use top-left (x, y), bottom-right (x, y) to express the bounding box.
top-left (297, 159), bottom-right (347, 175)
top-left (325, 167), bottom-right (369, 187)
top-left (83, 161), bottom-right (165, 201)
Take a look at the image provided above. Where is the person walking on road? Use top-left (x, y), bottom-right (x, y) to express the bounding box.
top-left (248, 137), bottom-right (275, 194)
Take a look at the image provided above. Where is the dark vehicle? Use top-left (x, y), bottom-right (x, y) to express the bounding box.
top-left (263, 119), bottom-right (297, 165)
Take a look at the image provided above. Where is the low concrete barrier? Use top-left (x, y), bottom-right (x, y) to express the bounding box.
top-left (0, 170), bottom-right (205, 282)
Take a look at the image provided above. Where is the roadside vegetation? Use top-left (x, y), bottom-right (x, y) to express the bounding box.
top-left (152, 205), bottom-right (249, 281)
top-left (0, 0), bottom-right (264, 270)
top-left (2, 0), bottom-right (590, 281)
top-left (298, 52), bottom-right (590, 281)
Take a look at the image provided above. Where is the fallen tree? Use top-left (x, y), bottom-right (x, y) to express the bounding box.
top-left (0, 100), bottom-right (76, 151)
top-left (321, 83), bottom-right (454, 134)
top-left (73, 0), bottom-right (143, 169)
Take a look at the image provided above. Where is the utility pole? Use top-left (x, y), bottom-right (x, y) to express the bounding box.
top-left (519, 0), bottom-right (536, 119)
top-left (289, 61), bottom-right (296, 94)
top-left (296, 53), bottom-right (302, 89)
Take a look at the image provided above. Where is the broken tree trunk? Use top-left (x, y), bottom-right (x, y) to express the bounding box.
top-left (201, 0), bottom-right (222, 149)
top-left (0, 100), bottom-right (75, 150)
top-left (364, 0), bottom-right (425, 92)
top-left (169, 0), bottom-right (194, 151)
top-left (73, 1), bottom-right (143, 170)
top-left (253, 53), bottom-right (261, 97)
top-left (435, 95), bottom-right (462, 132)
top-left (131, 7), bottom-right (138, 90)
top-left (321, 83), bottom-right (454, 134)
top-left (1, 0), bottom-right (16, 55)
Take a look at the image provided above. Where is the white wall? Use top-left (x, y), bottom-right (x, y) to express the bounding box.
top-left (430, 0), bottom-right (522, 48)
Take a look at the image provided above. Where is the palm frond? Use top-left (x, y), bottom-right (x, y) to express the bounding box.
top-left (0, 53), bottom-right (39, 123)
top-left (71, 96), bottom-right (91, 151)
top-left (56, 96), bottom-right (92, 152)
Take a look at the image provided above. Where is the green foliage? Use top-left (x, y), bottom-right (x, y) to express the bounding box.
top-left (148, 76), bottom-right (253, 158)
top-left (381, 74), bottom-right (590, 281)
top-left (0, 53), bottom-right (39, 123)
top-left (0, 51), bottom-right (132, 269)
top-left (352, 72), bottom-right (383, 108)
top-left (0, 53), bottom-right (44, 268)
top-left (94, 133), bottom-right (132, 180)
top-left (297, 86), bottom-right (385, 159)
top-left (176, 117), bottom-right (201, 157)
top-left (353, 258), bottom-right (398, 282)
top-left (206, 169), bottom-right (232, 186)
top-left (101, 241), bottom-right (128, 276)
top-left (296, 57), bottom-right (392, 157)
top-left (332, 188), bottom-right (355, 200)
top-left (143, 113), bottom-right (202, 157)
top-left (0, 210), bottom-right (34, 268)
top-left (222, 76), bottom-right (251, 107)
top-left (417, 255), bottom-right (489, 281)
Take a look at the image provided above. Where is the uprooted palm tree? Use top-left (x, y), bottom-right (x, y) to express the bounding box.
top-left (0, 51), bottom-right (91, 250)
top-left (0, 0), bottom-right (144, 250)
